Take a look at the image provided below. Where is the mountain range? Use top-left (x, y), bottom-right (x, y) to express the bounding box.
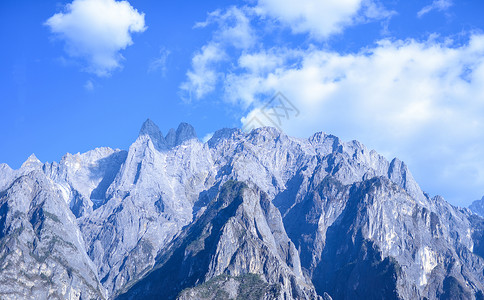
top-left (1, 119), bottom-right (484, 299)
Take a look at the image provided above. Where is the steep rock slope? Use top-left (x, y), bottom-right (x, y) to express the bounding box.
top-left (205, 127), bottom-right (484, 299)
top-left (78, 123), bottom-right (214, 294)
top-left (115, 181), bottom-right (320, 300)
top-left (0, 170), bottom-right (106, 299)
top-left (176, 274), bottom-right (282, 300)
top-left (1, 119), bottom-right (484, 300)
top-left (470, 196), bottom-right (484, 217)
top-left (43, 147), bottom-right (128, 218)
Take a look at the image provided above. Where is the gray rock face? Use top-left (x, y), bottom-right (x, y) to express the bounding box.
top-left (44, 147), bottom-right (128, 218)
top-left (470, 196), bottom-right (484, 217)
top-left (139, 118), bottom-right (167, 151)
top-left (176, 274), bottom-right (282, 300)
top-left (1, 120), bottom-right (484, 300)
top-left (115, 181), bottom-right (320, 300)
top-left (165, 122), bottom-right (198, 147)
top-left (80, 133), bottom-right (214, 295)
top-left (0, 170), bottom-right (106, 299)
top-left (0, 163), bottom-right (14, 192)
top-left (165, 128), bottom-right (176, 147)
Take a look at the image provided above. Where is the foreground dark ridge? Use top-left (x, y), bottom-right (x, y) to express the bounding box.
top-left (0, 119), bottom-right (483, 299)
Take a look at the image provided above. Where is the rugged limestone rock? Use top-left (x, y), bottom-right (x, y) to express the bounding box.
top-left (115, 181), bottom-right (319, 300)
top-left (165, 122), bottom-right (198, 148)
top-left (139, 118), bottom-right (167, 151)
top-left (0, 170), bottom-right (106, 299)
top-left (470, 196), bottom-right (484, 217)
top-left (1, 119), bottom-right (484, 299)
top-left (79, 131), bottom-right (215, 295)
top-left (176, 274), bottom-right (281, 300)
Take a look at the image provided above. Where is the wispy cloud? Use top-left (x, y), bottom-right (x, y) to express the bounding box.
top-left (180, 43), bottom-right (226, 101)
top-left (149, 48), bottom-right (170, 76)
top-left (180, 7), bottom-right (256, 101)
top-left (45, 0), bottom-right (146, 76)
top-left (84, 79), bottom-right (94, 91)
top-left (418, 0), bottom-right (453, 18)
top-left (195, 7), bottom-right (256, 49)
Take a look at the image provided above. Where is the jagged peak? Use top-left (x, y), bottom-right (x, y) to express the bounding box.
top-left (0, 162), bottom-right (12, 171)
top-left (308, 131), bottom-right (327, 141)
top-left (21, 153), bottom-right (42, 169)
top-left (469, 196), bottom-right (484, 217)
top-left (248, 126), bottom-right (281, 136)
top-left (207, 128), bottom-right (241, 147)
top-left (165, 128), bottom-right (176, 147)
top-left (139, 118), bottom-right (162, 137)
top-left (174, 122), bottom-right (197, 146)
top-left (138, 118), bottom-right (167, 150)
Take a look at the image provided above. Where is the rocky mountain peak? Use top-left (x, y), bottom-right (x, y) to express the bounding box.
top-left (2, 122), bottom-right (484, 300)
top-left (139, 118), bottom-right (167, 150)
top-left (469, 196), bottom-right (484, 217)
top-left (207, 128), bottom-right (240, 147)
top-left (164, 122), bottom-right (198, 147)
top-left (175, 122), bottom-right (197, 146)
top-left (165, 128), bottom-right (176, 147)
top-left (20, 153), bottom-right (42, 169)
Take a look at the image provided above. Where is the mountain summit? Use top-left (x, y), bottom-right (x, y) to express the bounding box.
top-left (165, 122), bottom-right (198, 147)
top-left (470, 196), bottom-right (484, 217)
top-left (20, 153), bottom-right (42, 169)
top-left (139, 118), bottom-right (167, 150)
top-left (1, 119), bottom-right (484, 299)
top-left (139, 119), bottom-right (198, 149)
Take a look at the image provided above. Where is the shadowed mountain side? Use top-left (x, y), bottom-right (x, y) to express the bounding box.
top-left (115, 181), bottom-right (320, 300)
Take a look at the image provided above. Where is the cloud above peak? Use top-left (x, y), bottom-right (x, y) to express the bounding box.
top-left (231, 34), bottom-right (484, 204)
top-left (45, 0), bottom-right (146, 76)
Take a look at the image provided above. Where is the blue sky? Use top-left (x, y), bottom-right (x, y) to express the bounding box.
top-left (1, 0), bottom-right (484, 206)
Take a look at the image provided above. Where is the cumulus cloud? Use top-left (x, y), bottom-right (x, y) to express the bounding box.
top-left (417, 0), bottom-right (453, 18)
top-left (181, 1), bottom-right (394, 101)
top-left (255, 0), bottom-right (394, 39)
top-left (182, 2), bottom-right (484, 204)
top-left (227, 35), bottom-right (484, 205)
top-left (45, 0), bottom-right (146, 76)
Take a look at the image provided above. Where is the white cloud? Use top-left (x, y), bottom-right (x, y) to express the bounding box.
top-left (255, 0), bottom-right (394, 39)
top-left (195, 6), bottom-right (256, 49)
top-left (417, 0), bottom-right (453, 18)
top-left (181, 1), bottom-right (394, 101)
top-left (220, 35), bottom-right (484, 205)
top-left (180, 2), bottom-right (484, 204)
top-left (180, 43), bottom-right (226, 100)
top-left (181, 7), bottom-right (256, 101)
top-left (45, 0), bottom-right (146, 76)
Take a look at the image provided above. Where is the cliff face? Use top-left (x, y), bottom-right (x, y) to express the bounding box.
top-left (1, 120), bottom-right (484, 299)
top-left (470, 196), bottom-right (484, 217)
top-left (116, 181), bottom-right (319, 300)
top-left (0, 170), bottom-right (106, 299)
